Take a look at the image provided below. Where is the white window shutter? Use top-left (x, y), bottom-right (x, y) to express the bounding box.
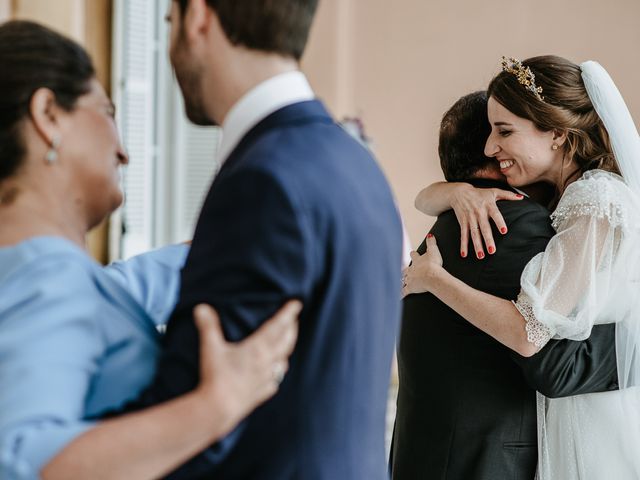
top-left (110, 0), bottom-right (221, 256)
top-left (169, 91), bottom-right (222, 243)
top-left (111, 0), bottom-right (157, 259)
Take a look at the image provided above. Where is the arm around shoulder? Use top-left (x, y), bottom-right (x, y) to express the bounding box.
top-left (414, 181), bottom-right (464, 216)
top-left (511, 323), bottom-right (618, 398)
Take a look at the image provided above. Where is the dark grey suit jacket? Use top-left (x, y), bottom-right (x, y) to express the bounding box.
top-left (391, 179), bottom-right (618, 480)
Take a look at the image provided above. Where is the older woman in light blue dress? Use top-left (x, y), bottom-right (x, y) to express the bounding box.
top-left (0, 21), bottom-right (299, 480)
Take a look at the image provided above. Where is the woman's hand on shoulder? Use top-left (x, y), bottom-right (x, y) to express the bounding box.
top-left (449, 184), bottom-right (523, 259)
top-left (402, 234), bottom-right (444, 297)
top-left (193, 300), bottom-right (301, 436)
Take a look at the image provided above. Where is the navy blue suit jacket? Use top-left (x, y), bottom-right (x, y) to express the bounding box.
top-left (139, 100), bottom-right (403, 479)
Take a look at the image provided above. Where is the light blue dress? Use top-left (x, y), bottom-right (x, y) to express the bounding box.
top-left (0, 236), bottom-right (188, 479)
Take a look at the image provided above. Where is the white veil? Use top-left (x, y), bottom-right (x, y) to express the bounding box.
top-left (535, 61), bottom-right (640, 480)
top-left (581, 61), bottom-right (640, 194)
top-left (581, 60), bottom-right (640, 390)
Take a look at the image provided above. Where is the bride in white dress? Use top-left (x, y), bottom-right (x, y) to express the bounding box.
top-left (403, 56), bottom-right (640, 479)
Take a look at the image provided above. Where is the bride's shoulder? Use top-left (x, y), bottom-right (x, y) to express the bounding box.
top-left (551, 169), bottom-right (640, 231)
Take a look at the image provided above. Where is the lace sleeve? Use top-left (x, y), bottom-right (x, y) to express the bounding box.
top-left (513, 292), bottom-right (553, 349)
top-left (550, 170), bottom-right (634, 232)
top-left (518, 170), bottom-right (640, 344)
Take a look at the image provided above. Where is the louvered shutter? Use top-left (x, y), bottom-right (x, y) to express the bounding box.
top-left (111, 0), bottom-right (157, 259)
top-left (169, 92), bottom-right (221, 243)
top-left (111, 0), bottom-right (221, 257)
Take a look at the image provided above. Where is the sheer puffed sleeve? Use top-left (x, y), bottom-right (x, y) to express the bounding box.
top-left (514, 170), bottom-right (640, 349)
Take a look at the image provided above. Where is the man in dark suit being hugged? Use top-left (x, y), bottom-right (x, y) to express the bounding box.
top-left (391, 91), bottom-right (618, 479)
top-left (135, 1), bottom-right (404, 479)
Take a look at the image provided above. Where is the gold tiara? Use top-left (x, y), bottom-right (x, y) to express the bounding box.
top-left (501, 56), bottom-right (544, 101)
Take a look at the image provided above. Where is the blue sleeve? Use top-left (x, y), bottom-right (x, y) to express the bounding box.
top-left (104, 244), bottom-right (189, 326)
top-left (0, 258), bottom-right (103, 479)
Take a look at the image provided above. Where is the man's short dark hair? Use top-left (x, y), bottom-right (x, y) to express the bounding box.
top-left (438, 91), bottom-right (493, 182)
top-left (176, 0), bottom-right (319, 61)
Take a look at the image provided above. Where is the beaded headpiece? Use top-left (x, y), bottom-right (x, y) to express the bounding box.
top-left (501, 56), bottom-right (544, 101)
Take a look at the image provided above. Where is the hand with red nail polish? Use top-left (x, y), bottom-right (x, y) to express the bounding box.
top-left (402, 235), bottom-right (443, 297)
top-left (445, 186), bottom-right (520, 260)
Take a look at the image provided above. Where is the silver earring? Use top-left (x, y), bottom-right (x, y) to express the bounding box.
top-left (551, 143), bottom-right (559, 151)
top-left (45, 136), bottom-right (60, 164)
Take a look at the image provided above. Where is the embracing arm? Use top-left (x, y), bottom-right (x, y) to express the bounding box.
top-left (0, 254), bottom-right (299, 480)
top-left (414, 181), bottom-right (464, 216)
top-left (413, 249), bottom-right (538, 357)
top-left (415, 181), bottom-right (523, 258)
top-left (404, 186), bottom-right (623, 359)
top-left (511, 323), bottom-right (618, 398)
top-left (44, 391), bottom-right (224, 480)
top-left (42, 302), bottom-right (300, 480)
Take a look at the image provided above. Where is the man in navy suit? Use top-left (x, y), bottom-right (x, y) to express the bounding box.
top-left (136, 1), bottom-right (403, 478)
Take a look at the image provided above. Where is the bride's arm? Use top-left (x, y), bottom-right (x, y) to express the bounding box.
top-left (403, 238), bottom-right (537, 357)
top-left (403, 192), bottom-right (622, 358)
top-left (41, 302), bottom-right (300, 480)
top-left (414, 181), bottom-right (523, 259)
top-left (414, 181), bottom-right (467, 216)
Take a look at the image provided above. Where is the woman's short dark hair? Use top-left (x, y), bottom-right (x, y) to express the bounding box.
top-left (439, 91), bottom-right (493, 182)
top-left (175, 0), bottom-right (318, 61)
top-left (0, 20), bottom-right (95, 182)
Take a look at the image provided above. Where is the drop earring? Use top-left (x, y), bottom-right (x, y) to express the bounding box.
top-left (45, 136), bottom-right (60, 164)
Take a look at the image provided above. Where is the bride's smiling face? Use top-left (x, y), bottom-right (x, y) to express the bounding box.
top-left (484, 96), bottom-right (565, 188)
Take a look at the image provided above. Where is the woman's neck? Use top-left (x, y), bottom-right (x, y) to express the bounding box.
top-left (552, 157), bottom-right (582, 196)
top-left (0, 189), bottom-right (87, 248)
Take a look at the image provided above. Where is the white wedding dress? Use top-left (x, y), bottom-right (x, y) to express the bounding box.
top-left (513, 169), bottom-right (640, 479)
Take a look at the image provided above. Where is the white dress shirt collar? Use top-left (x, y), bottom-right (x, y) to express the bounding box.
top-left (217, 71), bottom-right (315, 165)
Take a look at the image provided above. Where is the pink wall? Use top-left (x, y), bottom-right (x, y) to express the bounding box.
top-left (302, 0), bottom-right (640, 248)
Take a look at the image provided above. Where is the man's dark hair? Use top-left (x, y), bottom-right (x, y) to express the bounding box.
top-left (176, 0), bottom-right (319, 61)
top-left (438, 91), bottom-right (494, 182)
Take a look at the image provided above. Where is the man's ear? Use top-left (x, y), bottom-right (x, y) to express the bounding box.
top-left (29, 88), bottom-right (61, 147)
top-left (182, 0), bottom-right (213, 42)
top-left (552, 128), bottom-right (568, 147)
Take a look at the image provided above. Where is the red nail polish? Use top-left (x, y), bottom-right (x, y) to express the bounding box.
top-left (477, 251), bottom-right (485, 259)
top-left (516, 194), bottom-right (524, 198)
top-left (500, 227), bottom-right (508, 234)
top-left (488, 246), bottom-right (495, 254)
top-left (427, 233), bottom-right (433, 238)
top-left (461, 251), bottom-right (467, 258)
